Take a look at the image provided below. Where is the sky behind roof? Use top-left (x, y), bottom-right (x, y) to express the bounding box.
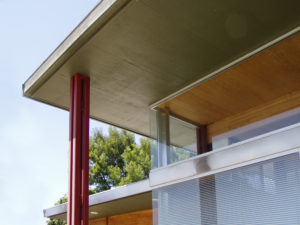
top-left (0, 1), bottom-right (112, 224)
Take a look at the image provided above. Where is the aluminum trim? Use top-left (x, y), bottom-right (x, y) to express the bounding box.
top-left (149, 123), bottom-right (300, 187)
top-left (89, 179), bottom-right (151, 206)
top-left (44, 203), bottom-right (67, 218)
top-left (43, 179), bottom-right (151, 218)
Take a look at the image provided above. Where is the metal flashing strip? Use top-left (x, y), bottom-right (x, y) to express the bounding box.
top-left (89, 179), bottom-right (151, 206)
top-left (43, 179), bottom-right (151, 218)
top-left (149, 123), bottom-right (300, 188)
top-left (150, 26), bottom-right (300, 109)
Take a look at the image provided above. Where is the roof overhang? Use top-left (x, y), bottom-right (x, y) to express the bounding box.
top-left (23, 0), bottom-right (300, 137)
top-left (44, 179), bottom-right (152, 220)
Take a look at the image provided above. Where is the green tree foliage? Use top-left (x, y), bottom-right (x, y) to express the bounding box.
top-left (55, 195), bottom-right (67, 205)
top-left (170, 146), bottom-right (194, 164)
top-left (46, 196), bottom-right (68, 225)
top-left (119, 138), bottom-right (151, 186)
top-left (47, 219), bottom-right (66, 225)
top-left (89, 127), bottom-right (150, 192)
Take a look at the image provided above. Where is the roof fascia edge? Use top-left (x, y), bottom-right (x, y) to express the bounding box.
top-left (43, 179), bottom-right (151, 218)
top-left (23, 0), bottom-right (131, 97)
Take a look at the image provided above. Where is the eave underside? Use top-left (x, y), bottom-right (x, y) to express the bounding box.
top-left (23, 0), bottom-right (300, 137)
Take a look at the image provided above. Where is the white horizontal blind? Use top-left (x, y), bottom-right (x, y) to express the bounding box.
top-left (153, 152), bottom-right (300, 225)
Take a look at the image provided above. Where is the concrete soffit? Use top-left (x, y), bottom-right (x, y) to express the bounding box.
top-left (22, 0), bottom-right (300, 137)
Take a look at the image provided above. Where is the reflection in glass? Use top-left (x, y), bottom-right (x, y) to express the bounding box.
top-left (213, 107), bottom-right (300, 149)
top-left (150, 109), bottom-right (197, 169)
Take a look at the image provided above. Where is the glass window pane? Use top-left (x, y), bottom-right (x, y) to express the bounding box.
top-left (213, 107), bottom-right (300, 149)
top-left (150, 109), bottom-right (197, 169)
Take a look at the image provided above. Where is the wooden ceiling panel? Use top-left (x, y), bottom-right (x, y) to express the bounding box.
top-left (157, 33), bottom-right (300, 127)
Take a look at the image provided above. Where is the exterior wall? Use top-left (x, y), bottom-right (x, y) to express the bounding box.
top-left (150, 78), bottom-right (300, 224)
top-left (89, 209), bottom-right (152, 225)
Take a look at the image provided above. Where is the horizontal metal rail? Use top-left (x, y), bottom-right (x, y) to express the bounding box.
top-left (150, 123), bottom-right (300, 188)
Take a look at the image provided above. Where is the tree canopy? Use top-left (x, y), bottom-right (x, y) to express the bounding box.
top-left (89, 127), bottom-right (151, 192)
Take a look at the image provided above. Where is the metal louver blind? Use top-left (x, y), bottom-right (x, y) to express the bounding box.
top-left (153, 152), bottom-right (300, 225)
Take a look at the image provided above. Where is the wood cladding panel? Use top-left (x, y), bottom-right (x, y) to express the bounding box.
top-left (89, 209), bottom-right (152, 225)
top-left (158, 32), bottom-right (300, 137)
top-left (207, 90), bottom-right (300, 141)
top-left (90, 217), bottom-right (107, 225)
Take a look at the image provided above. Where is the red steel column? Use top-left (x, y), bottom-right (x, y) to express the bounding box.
top-left (196, 125), bottom-right (208, 155)
top-left (68, 73), bottom-right (90, 225)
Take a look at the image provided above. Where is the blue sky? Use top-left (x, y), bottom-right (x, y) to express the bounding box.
top-left (0, 1), bottom-right (114, 224)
